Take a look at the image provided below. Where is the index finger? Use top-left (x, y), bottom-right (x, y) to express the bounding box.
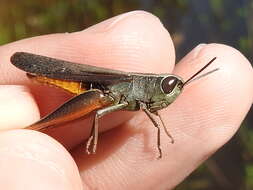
top-left (0, 11), bottom-right (176, 148)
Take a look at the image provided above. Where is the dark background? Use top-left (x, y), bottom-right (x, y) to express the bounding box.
top-left (0, 0), bottom-right (252, 189)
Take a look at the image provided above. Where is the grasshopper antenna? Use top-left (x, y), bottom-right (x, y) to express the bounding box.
top-left (183, 57), bottom-right (218, 87)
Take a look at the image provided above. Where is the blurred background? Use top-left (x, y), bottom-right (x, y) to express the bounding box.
top-left (0, 0), bottom-right (252, 189)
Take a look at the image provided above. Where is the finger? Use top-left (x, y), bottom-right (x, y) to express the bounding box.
top-left (0, 85), bottom-right (39, 130)
top-left (72, 44), bottom-right (253, 189)
top-left (173, 43), bottom-right (253, 141)
top-left (0, 11), bottom-right (175, 148)
top-left (0, 130), bottom-right (82, 190)
top-left (0, 85), bottom-right (82, 188)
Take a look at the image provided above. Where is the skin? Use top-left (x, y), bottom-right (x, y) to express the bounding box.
top-left (0, 11), bottom-right (252, 190)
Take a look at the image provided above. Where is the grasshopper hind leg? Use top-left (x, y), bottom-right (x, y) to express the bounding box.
top-left (86, 102), bottom-right (128, 154)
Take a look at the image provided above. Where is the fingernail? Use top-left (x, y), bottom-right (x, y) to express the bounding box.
top-left (84, 11), bottom-right (157, 33)
top-left (0, 130), bottom-right (82, 190)
top-left (191, 44), bottom-right (207, 59)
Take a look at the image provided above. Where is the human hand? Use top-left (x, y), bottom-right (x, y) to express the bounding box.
top-left (0, 11), bottom-right (252, 189)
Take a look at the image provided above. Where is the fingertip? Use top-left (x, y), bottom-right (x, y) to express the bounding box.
top-left (0, 129), bottom-right (82, 190)
top-left (172, 43), bottom-right (253, 144)
top-left (0, 85), bottom-right (40, 130)
top-left (177, 43), bottom-right (253, 109)
top-left (73, 10), bottom-right (175, 73)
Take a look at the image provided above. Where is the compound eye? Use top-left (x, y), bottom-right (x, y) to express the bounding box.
top-left (161, 76), bottom-right (178, 94)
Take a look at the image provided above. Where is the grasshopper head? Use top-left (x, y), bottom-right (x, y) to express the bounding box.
top-left (148, 75), bottom-right (184, 112)
top-left (149, 57), bottom-right (218, 112)
top-left (160, 75), bottom-right (184, 104)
